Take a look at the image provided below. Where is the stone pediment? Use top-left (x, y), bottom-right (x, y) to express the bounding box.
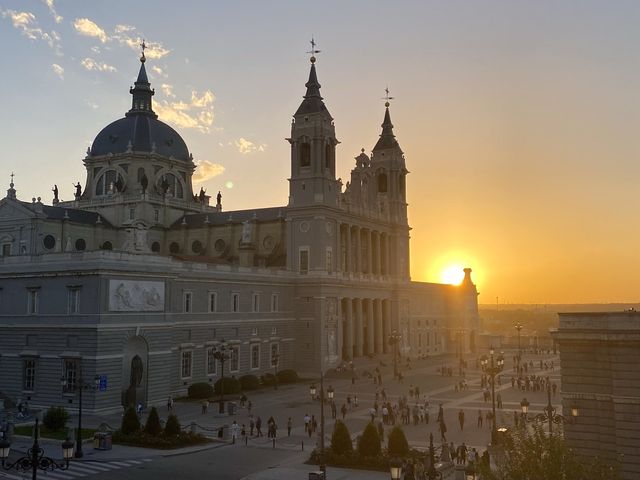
top-left (0, 198), bottom-right (39, 222)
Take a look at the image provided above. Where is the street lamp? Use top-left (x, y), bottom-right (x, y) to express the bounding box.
top-left (271, 351), bottom-right (280, 391)
top-left (426, 433), bottom-right (443, 479)
top-left (515, 323), bottom-right (523, 369)
top-left (520, 384), bottom-right (578, 435)
top-left (388, 330), bottom-right (402, 379)
top-left (309, 383), bottom-right (317, 399)
top-left (480, 346), bottom-right (504, 444)
top-left (327, 385), bottom-right (334, 401)
top-left (0, 418), bottom-right (74, 480)
top-left (213, 340), bottom-right (231, 414)
top-left (456, 329), bottom-right (464, 375)
top-left (61, 369), bottom-right (100, 458)
top-left (389, 458), bottom-right (402, 480)
top-left (309, 372), bottom-right (328, 475)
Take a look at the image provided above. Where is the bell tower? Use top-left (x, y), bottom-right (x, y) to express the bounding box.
top-left (287, 40), bottom-right (340, 207)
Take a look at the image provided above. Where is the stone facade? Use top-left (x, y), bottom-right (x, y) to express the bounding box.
top-left (552, 311), bottom-right (640, 480)
top-left (0, 53), bottom-right (480, 413)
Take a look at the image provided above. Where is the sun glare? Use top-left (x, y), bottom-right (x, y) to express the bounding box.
top-left (441, 265), bottom-right (465, 285)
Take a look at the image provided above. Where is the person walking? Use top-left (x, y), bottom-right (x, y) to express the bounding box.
top-left (201, 399), bottom-right (209, 414)
top-left (477, 409), bottom-right (483, 428)
top-left (167, 396), bottom-right (174, 414)
top-left (287, 417), bottom-right (292, 436)
top-left (249, 415), bottom-right (255, 436)
top-left (341, 403), bottom-right (347, 419)
top-left (439, 417), bottom-right (447, 442)
top-left (231, 420), bottom-right (239, 444)
top-left (458, 409), bottom-right (465, 431)
top-left (304, 413), bottom-right (311, 433)
top-left (256, 416), bottom-right (263, 437)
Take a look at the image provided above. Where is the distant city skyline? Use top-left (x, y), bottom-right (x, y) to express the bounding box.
top-left (1, 0), bottom-right (639, 304)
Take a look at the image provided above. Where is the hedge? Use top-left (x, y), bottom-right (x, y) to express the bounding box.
top-left (113, 431), bottom-right (208, 449)
top-left (188, 382), bottom-right (214, 399)
top-left (387, 425), bottom-right (409, 457)
top-left (260, 373), bottom-right (276, 386)
top-left (331, 420), bottom-right (353, 455)
top-left (43, 406), bottom-right (69, 432)
top-left (276, 369), bottom-right (299, 384)
top-left (214, 377), bottom-right (241, 395)
top-left (358, 422), bottom-right (381, 457)
top-left (144, 407), bottom-right (162, 436)
top-left (164, 414), bottom-right (181, 436)
top-left (121, 406), bottom-right (140, 435)
top-left (239, 375), bottom-right (260, 391)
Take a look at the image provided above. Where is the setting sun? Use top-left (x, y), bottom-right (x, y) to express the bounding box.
top-left (441, 265), bottom-right (466, 285)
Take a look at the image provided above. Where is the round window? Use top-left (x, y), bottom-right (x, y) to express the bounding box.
top-left (151, 241), bottom-right (161, 253)
top-left (192, 240), bottom-right (203, 254)
top-left (101, 241), bottom-right (113, 250)
top-left (75, 239), bottom-right (86, 251)
top-left (214, 239), bottom-right (226, 253)
top-left (43, 235), bottom-right (56, 250)
top-left (169, 242), bottom-right (180, 254)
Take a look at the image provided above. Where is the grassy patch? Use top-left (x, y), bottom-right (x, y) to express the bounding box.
top-left (112, 431), bottom-right (211, 449)
top-left (14, 425), bottom-right (96, 441)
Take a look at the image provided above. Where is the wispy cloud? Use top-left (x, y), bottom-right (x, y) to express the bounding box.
top-left (51, 63), bottom-right (64, 79)
top-left (234, 137), bottom-right (266, 154)
top-left (43, 0), bottom-right (62, 23)
top-left (73, 17), bottom-right (108, 43)
top-left (154, 89), bottom-right (215, 133)
top-left (84, 99), bottom-right (99, 110)
top-left (192, 161), bottom-right (225, 183)
top-left (152, 66), bottom-right (168, 78)
top-left (81, 57), bottom-right (117, 73)
top-left (160, 83), bottom-right (175, 98)
top-left (0, 9), bottom-right (62, 53)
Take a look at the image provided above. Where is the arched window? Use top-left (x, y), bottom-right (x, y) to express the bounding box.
top-left (95, 170), bottom-right (124, 196)
top-left (300, 143), bottom-right (311, 168)
top-left (137, 167), bottom-right (146, 182)
top-left (378, 173), bottom-right (388, 193)
top-left (157, 173), bottom-right (184, 199)
top-left (325, 144), bottom-right (332, 170)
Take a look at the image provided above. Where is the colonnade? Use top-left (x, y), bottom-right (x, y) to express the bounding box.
top-left (339, 298), bottom-right (392, 360)
top-left (339, 224), bottom-right (393, 276)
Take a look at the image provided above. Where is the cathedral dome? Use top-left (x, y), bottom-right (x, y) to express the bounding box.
top-left (90, 53), bottom-right (190, 162)
top-left (90, 115), bottom-right (190, 161)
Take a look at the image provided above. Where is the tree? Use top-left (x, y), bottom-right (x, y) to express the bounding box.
top-left (121, 406), bottom-right (140, 434)
top-left (43, 406), bottom-right (69, 431)
top-left (164, 414), bottom-right (181, 436)
top-left (477, 424), bottom-right (620, 480)
top-left (144, 406), bottom-right (162, 435)
top-left (387, 425), bottom-right (409, 457)
top-left (358, 422), bottom-right (381, 457)
top-left (330, 420), bottom-right (353, 454)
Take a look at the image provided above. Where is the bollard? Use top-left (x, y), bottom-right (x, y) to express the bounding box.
top-left (245, 435), bottom-right (248, 446)
top-left (301, 440), bottom-right (304, 451)
top-left (272, 438), bottom-right (275, 449)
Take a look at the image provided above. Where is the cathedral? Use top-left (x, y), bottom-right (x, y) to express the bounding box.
top-left (0, 49), bottom-right (480, 413)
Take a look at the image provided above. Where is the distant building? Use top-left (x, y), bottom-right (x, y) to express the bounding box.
top-left (552, 311), bottom-right (640, 480)
top-left (0, 51), bottom-right (480, 413)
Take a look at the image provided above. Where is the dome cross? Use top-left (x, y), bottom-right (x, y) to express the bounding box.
top-left (307, 36), bottom-right (321, 63)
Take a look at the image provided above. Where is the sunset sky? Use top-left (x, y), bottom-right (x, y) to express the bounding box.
top-left (1, 1), bottom-right (639, 304)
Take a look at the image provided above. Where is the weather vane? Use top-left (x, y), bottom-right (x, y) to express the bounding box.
top-left (307, 36), bottom-right (321, 63)
top-left (382, 86), bottom-right (394, 107)
top-left (140, 38), bottom-right (146, 62)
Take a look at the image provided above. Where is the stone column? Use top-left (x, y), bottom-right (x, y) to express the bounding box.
top-left (354, 298), bottom-right (363, 357)
top-left (355, 227), bottom-right (362, 274)
top-left (342, 298), bottom-right (352, 360)
top-left (345, 224), bottom-right (352, 275)
top-left (366, 229), bottom-right (373, 275)
top-left (375, 299), bottom-right (384, 353)
top-left (383, 300), bottom-right (391, 353)
top-left (374, 231), bottom-right (381, 276)
top-left (366, 299), bottom-right (375, 355)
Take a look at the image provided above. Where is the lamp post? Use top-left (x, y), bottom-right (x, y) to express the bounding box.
top-left (520, 384), bottom-right (578, 435)
top-left (271, 351), bottom-right (280, 391)
top-left (426, 433), bottom-right (443, 480)
top-left (480, 346), bottom-right (504, 444)
top-left (309, 372), bottom-right (328, 476)
top-left (389, 457), bottom-right (402, 480)
top-left (388, 330), bottom-right (402, 379)
top-left (0, 418), bottom-right (74, 480)
top-left (456, 329), bottom-right (464, 375)
top-left (213, 340), bottom-right (231, 414)
top-left (61, 369), bottom-right (100, 458)
top-left (515, 323), bottom-right (523, 370)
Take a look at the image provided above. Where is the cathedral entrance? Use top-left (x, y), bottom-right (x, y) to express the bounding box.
top-left (121, 336), bottom-right (149, 408)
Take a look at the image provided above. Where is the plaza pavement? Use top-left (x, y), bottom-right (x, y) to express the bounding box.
top-left (3, 349), bottom-right (562, 479)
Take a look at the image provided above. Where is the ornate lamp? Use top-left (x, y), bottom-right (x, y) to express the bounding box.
top-left (327, 385), bottom-right (334, 400)
top-left (520, 398), bottom-right (530, 415)
top-left (389, 458), bottom-right (402, 480)
top-left (309, 384), bottom-right (317, 398)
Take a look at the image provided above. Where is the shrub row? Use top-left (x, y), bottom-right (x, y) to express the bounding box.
top-left (186, 369), bottom-right (300, 399)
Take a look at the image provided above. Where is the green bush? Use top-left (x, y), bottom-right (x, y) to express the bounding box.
top-left (144, 407), bottom-right (162, 436)
top-left (276, 369), bottom-right (299, 384)
top-left (214, 377), bottom-right (241, 395)
top-left (331, 420), bottom-right (353, 455)
top-left (239, 375), bottom-right (260, 391)
top-left (121, 406), bottom-right (140, 435)
top-left (260, 373), bottom-right (276, 386)
top-left (112, 431), bottom-right (209, 449)
top-left (43, 406), bottom-right (69, 432)
top-left (164, 414), bottom-right (181, 436)
top-left (387, 425), bottom-right (409, 457)
top-left (188, 382), bottom-right (214, 399)
top-left (358, 422), bottom-right (381, 457)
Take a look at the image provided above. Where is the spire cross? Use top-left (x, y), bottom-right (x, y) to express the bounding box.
top-left (307, 37), bottom-right (321, 63)
top-left (382, 86), bottom-right (394, 107)
top-left (10, 172), bottom-right (14, 183)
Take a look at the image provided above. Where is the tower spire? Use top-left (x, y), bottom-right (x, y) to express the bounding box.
top-left (294, 37), bottom-right (329, 116)
top-left (373, 87), bottom-right (398, 151)
top-left (127, 41), bottom-right (156, 118)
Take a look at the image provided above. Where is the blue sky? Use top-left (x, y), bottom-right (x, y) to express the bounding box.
top-left (2, 1), bottom-right (640, 303)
